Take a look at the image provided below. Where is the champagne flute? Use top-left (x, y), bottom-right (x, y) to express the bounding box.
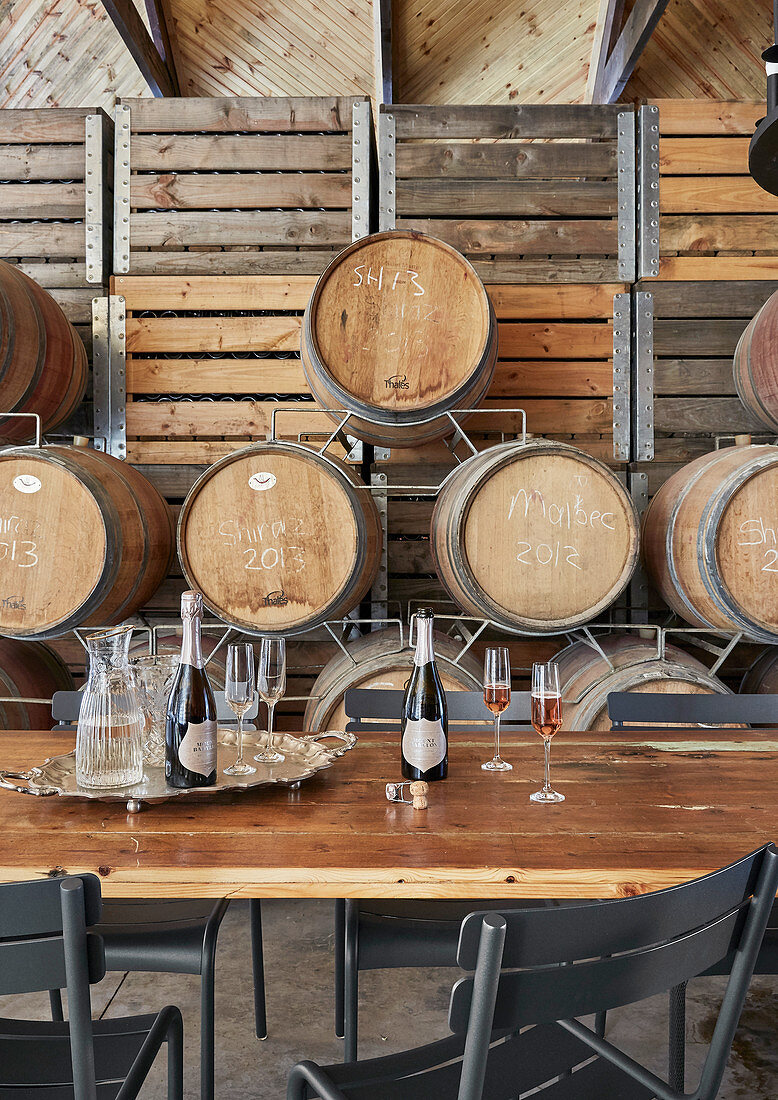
top-left (530, 661), bottom-right (564, 803)
top-left (482, 647), bottom-right (512, 771)
top-left (223, 643), bottom-right (256, 776)
top-left (254, 637), bottom-right (286, 764)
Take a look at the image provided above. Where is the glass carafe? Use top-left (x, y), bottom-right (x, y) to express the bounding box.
top-left (76, 625), bottom-right (144, 788)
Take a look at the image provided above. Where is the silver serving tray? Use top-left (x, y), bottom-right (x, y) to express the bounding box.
top-left (0, 729), bottom-right (356, 812)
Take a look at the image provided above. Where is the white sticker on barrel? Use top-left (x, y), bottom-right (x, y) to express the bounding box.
top-left (248, 472), bottom-right (276, 492)
top-left (13, 475), bottom-right (41, 494)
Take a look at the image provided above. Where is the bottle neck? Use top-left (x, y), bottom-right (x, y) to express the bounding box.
top-left (181, 613), bottom-right (204, 668)
top-left (414, 617), bottom-right (435, 666)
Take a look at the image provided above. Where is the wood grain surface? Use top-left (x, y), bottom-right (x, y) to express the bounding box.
top-left (0, 729), bottom-right (774, 900)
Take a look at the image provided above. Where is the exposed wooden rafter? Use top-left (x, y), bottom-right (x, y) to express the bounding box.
top-left (143, 0), bottom-right (184, 94)
top-left (588, 0), bottom-right (670, 102)
top-left (100, 0), bottom-right (179, 96)
top-left (373, 0), bottom-right (392, 106)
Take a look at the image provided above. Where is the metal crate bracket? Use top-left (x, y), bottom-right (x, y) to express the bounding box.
top-left (616, 111), bottom-right (637, 282)
top-left (84, 114), bottom-right (105, 285)
top-left (351, 100), bottom-right (372, 241)
top-left (370, 471), bottom-right (389, 620)
top-left (612, 292), bottom-right (631, 462)
top-left (378, 112), bottom-right (396, 232)
top-left (93, 295), bottom-right (127, 459)
top-left (637, 105), bottom-right (660, 278)
top-left (633, 290), bottom-right (654, 462)
top-left (114, 104), bottom-right (131, 275)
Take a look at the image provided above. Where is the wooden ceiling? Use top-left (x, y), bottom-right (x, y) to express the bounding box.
top-left (0, 0), bottom-right (772, 108)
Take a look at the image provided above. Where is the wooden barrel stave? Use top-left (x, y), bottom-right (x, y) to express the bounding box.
top-left (557, 634), bottom-right (731, 730)
top-left (0, 261), bottom-right (87, 443)
top-left (733, 291), bottom-right (778, 433)
top-left (303, 627), bottom-right (482, 731)
top-left (301, 231), bottom-right (498, 447)
top-left (431, 440), bottom-right (639, 634)
top-left (0, 445), bottom-right (174, 640)
top-left (642, 445), bottom-right (778, 642)
top-left (739, 646), bottom-right (778, 693)
top-left (178, 441), bottom-right (382, 635)
top-left (0, 638), bottom-right (74, 729)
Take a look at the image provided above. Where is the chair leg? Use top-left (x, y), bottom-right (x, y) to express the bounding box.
top-left (334, 899), bottom-right (345, 1039)
top-left (249, 899), bottom-right (268, 1040)
top-left (168, 1010), bottom-right (185, 1100)
top-left (668, 981), bottom-right (687, 1092)
top-left (200, 945), bottom-right (217, 1100)
top-left (343, 900), bottom-right (359, 1063)
top-left (594, 1010), bottom-right (607, 1037)
top-left (48, 988), bottom-right (64, 1021)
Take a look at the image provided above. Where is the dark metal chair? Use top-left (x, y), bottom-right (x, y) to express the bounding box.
top-left (608, 690), bottom-right (778, 727)
top-left (335, 688), bottom-right (538, 1062)
top-left (48, 689), bottom-right (267, 1100)
top-left (609, 690), bottom-right (778, 981)
top-left (290, 844), bottom-right (778, 1100)
top-left (0, 873), bottom-right (183, 1100)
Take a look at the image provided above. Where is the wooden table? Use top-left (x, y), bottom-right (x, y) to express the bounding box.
top-left (0, 729), bottom-right (775, 900)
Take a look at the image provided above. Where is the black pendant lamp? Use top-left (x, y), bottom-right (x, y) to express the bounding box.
top-left (749, 0), bottom-right (778, 195)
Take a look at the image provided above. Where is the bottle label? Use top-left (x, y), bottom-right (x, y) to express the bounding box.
top-left (178, 719), bottom-right (217, 777)
top-left (402, 717), bottom-right (445, 772)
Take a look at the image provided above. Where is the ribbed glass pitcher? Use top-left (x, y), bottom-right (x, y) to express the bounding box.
top-left (76, 625), bottom-right (144, 788)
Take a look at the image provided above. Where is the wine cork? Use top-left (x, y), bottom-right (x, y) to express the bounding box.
top-left (409, 781), bottom-right (428, 809)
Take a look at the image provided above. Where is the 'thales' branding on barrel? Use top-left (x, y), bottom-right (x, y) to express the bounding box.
top-left (384, 374), bottom-right (410, 390)
top-left (177, 719), bottom-right (216, 778)
top-left (262, 589), bottom-right (289, 607)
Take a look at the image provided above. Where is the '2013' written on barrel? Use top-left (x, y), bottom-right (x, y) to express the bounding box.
top-left (218, 518), bottom-right (305, 573)
top-left (0, 515), bottom-right (38, 568)
top-left (508, 488), bottom-right (616, 572)
top-left (737, 517), bottom-right (778, 572)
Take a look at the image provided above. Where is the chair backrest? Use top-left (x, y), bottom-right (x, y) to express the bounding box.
top-left (344, 689), bottom-right (532, 734)
top-left (448, 844), bottom-right (778, 1100)
top-left (0, 875), bottom-right (105, 1098)
top-left (52, 689), bottom-right (259, 726)
top-left (608, 691), bottom-right (778, 727)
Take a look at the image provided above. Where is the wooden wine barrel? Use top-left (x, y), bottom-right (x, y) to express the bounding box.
top-left (557, 634), bottom-right (731, 730)
top-left (0, 444), bottom-right (174, 639)
top-left (642, 445), bottom-right (778, 643)
top-left (733, 290), bottom-right (778, 432)
top-left (0, 638), bottom-right (74, 728)
top-left (430, 440), bottom-right (639, 634)
top-left (0, 261), bottom-right (88, 443)
top-left (739, 647), bottom-right (778, 693)
top-left (178, 441), bottom-right (382, 635)
top-left (303, 627), bottom-right (482, 731)
top-left (301, 231), bottom-right (497, 447)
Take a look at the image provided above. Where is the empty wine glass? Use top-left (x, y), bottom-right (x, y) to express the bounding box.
top-left (224, 643), bottom-right (256, 776)
top-left (482, 647), bottom-right (512, 771)
top-left (254, 637), bottom-right (286, 764)
top-left (530, 661), bottom-right (564, 803)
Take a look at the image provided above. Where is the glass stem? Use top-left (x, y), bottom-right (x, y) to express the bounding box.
top-left (268, 703), bottom-right (275, 753)
top-left (236, 713), bottom-right (244, 766)
top-left (543, 737), bottom-right (552, 792)
top-left (494, 712), bottom-right (501, 761)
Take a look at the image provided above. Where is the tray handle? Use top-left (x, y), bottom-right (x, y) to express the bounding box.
top-left (0, 770), bottom-right (58, 796)
top-left (299, 731), bottom-right (357, 758)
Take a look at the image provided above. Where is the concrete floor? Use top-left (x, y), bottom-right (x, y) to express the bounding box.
top-left (0, 899), bottom-right (776, 1098)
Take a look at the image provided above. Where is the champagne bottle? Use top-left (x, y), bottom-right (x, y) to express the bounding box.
top-left (401, 608), bottom-right (448, 781)
top-left (165, 590), bottom-right (217, 788)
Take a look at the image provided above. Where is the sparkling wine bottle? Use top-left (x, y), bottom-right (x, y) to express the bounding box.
top-left (401, 608), bottom-right (448, 781)
top-left (165, 590), bottom-right (217, 788)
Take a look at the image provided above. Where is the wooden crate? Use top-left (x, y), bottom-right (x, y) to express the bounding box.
top-left (653, 99), bottom-right (778, 275)
top-left (378, 104), bottom-right (636, 283)
top-left (636, 274), bottom-right (778, 464)
top-left (115, 96), bottom-right (371, 276)
top-left (113, 276), bottom-right (627, 466)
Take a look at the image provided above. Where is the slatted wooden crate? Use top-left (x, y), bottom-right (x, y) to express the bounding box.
top-left (635, 274), bottom-right (778, 464)
top-left (653, 99), bottom-right (778, 275)
top-left (113, 276), bottom-right (627, 466)
top-left (114, 96), bottom-right (371, 276)
top-left (378, 104), bottom-right (636, 283)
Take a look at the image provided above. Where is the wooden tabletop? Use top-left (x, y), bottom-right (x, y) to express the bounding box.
top-left (0, 729), bottom-right (775, 900)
